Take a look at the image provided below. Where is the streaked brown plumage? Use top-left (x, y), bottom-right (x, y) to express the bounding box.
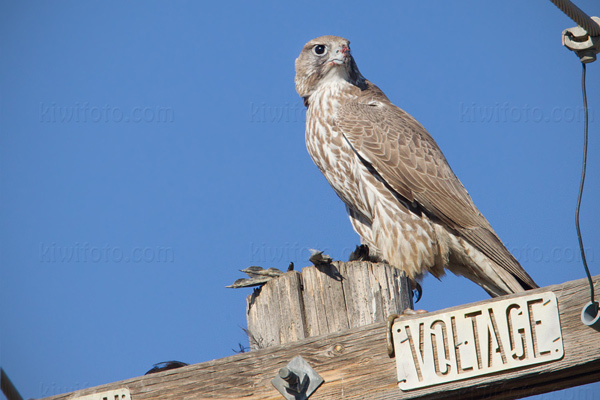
top-left (295, 36), bottom-right (537, 297)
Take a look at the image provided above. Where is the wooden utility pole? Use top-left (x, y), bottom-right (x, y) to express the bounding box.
top-left (41, 269), bottom-right (600, 400)
top-left (246, 261), bottom-right (413, 350)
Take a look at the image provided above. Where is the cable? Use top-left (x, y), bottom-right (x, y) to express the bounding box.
top-left (1, 369), bottom-right (24, 400)
top-left (575, 62), bottom-right (596, 309)
top-left (549, 0), bottom-right (600, 37)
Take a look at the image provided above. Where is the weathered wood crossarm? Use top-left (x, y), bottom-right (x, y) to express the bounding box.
top-left (43, 275), bottom-right (600, 400)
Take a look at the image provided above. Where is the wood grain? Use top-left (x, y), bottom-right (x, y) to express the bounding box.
top-left (42, 274), bottom-right (600, 400)
top-left (247, 261), bottom-right (412, 350)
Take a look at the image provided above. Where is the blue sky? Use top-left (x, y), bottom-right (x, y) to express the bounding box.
top-left (1, 1), bottom-right (599, 398)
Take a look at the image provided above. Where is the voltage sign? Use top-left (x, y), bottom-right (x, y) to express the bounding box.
top-left (393, 292), bottom-right (564, 390)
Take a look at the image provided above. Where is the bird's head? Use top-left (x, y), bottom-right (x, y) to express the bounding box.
top-left (295, 35), bottom-right (365, 100)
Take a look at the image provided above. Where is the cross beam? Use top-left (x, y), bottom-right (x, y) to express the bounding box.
top-left (42, 274), bottom-right (600, 400)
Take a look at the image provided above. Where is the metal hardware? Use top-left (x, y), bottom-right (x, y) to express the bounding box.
top-left (562, 16), bottom-right (600, 63)
top-left (581, 301), bottom-right (600, 330)
top-left (272, 356), bottom-right (323, 400)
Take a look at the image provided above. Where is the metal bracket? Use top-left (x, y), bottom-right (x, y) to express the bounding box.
top-left (562, 16), bottom-right (600, 63)
top-left (272, 356), bottom-right (324, 400)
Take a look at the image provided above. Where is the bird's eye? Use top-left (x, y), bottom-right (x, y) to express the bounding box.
top-left (313, 45), bottom-right (327, 56)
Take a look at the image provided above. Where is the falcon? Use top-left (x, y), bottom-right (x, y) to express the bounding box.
top-left (295, 36), bottom-right (537, 297)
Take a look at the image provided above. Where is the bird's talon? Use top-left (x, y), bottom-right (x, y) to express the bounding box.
top-left (349, 244), bottom-right (383, 263)
top-left (413, 281), bottom-right (423, 303)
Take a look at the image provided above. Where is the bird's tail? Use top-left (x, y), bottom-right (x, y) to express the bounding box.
top-left (456, 228), bottom-right (538, 297)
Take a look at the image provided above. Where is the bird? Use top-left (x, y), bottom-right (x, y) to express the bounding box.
top-left (294, 36), bottom-right (538, 297)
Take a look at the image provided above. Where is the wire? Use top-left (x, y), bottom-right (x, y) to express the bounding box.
top-left (575, 62), bottom-right (596, 309)
top-left (549, 0), bottom-right (600, 37)
top-left (1, 369), bottom-right (24, 400)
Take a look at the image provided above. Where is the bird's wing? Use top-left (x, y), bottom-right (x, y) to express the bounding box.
top-left (337, 96), bottom-right (483, 230)
top-left (336, 92), bottom-right (537, 289)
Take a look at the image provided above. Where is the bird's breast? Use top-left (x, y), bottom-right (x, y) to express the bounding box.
top-left (304, 85), bottom-right (383, 222)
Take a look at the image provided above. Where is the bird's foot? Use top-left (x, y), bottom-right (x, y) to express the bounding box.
top-left (349, 244), bottom-right (383, 263)
top-left (386, 308), bottom-right (428, 357)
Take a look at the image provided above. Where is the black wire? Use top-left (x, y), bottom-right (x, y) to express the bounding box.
top-left (575, 62), bottom-right (595, 309)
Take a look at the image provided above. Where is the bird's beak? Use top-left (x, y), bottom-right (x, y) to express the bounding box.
top-left (329, 45), bottom-right (351, 66)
